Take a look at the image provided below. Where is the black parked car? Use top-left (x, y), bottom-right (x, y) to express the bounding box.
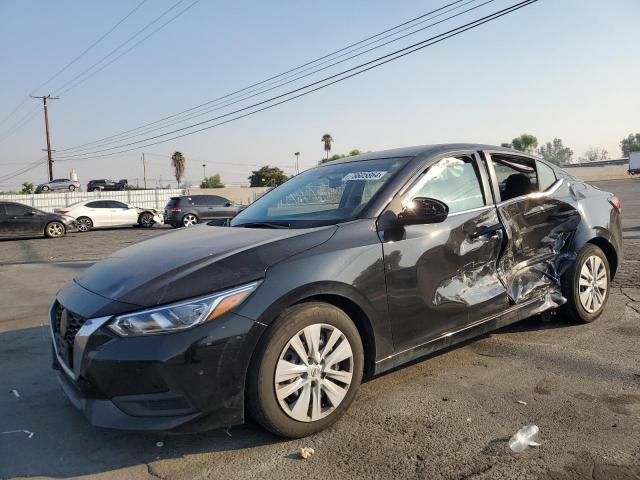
top-left (87, 179), bottom-right (128, 192)
top-left (0, 201), bottom-right (76, 238)
top-left (164, 195), bottom-right (245, 227)
top-left (49, 144), bottom-right (622, 438)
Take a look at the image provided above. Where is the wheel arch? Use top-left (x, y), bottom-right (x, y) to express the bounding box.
top-left (248, 283), bottom-right (379, 380)
top-left (586, 237), bottom-right (618, 279)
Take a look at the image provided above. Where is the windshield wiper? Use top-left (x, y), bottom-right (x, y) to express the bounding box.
top-left (236, 221), bottom-right (291, 229)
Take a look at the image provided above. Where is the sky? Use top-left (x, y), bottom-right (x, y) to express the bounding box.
top-left (0, 0), bottom-right (638, 190)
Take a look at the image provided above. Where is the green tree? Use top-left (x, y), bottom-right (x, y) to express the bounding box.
top-left (171, 151), bottom-right (186, 188)
top-left (319, 148), bottom-right (363, 164)
top-left (320, 153), bottom-right (346, 164)
top-left (500, 142), bottom-right (513, 148)
top-left (248, 166), bottom-right (288, 187)
top-left (579, 147), bottom-right (609, 163)
top-left (321, 133), bottom-right (334, 160)
top-left (537, 138), bottom-right (573, 165)
top-left (510, 134), bottom-right (538, 153)
top-left (201, 174), bottom-right (225, 188)
top-left (21, 181), bottom-right (34, 194)
top-left (620, 133), bottom-right (640, 157)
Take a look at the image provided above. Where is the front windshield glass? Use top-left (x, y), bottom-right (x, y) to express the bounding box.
top-left (231, 157), bottom-right (407, 228)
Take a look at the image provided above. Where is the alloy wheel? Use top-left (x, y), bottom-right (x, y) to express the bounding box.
top-left (578, 255), bottom-right (607, 313)
top-left (46, 222), bottom-right (64, 238)
top-left (182, 214), bottom-right (198, 227)
top-left (274, 323), bottom-right (354, 422)
top-left (76, 217), bottom-right (92, 232)
top-left (140, 213), bottom-right (154, 227)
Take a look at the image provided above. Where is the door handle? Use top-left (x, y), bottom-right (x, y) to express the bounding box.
top-left (470, 223), bottom-right (503, 239)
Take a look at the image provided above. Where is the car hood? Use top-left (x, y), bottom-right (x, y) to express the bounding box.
top-left (74, 224), bottom-right (337, 307)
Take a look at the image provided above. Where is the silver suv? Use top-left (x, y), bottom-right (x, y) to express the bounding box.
top-left (35, 178), bottom-right (81, 193)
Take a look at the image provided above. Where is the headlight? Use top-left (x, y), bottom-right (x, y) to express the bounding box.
top-left (108, 281), bottom-right (260, 336)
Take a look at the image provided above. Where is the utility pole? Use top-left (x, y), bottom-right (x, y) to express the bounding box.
top-left (294, 152), bottom-right (300, 175)
top-left (31, 95), bottom-right (59, 181)
top-left (141, 153), bottom-right (148, 189)
top-left (202, 163), bottom-right (206, 179)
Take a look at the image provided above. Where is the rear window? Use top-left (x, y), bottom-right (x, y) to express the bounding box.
top-left (166, 197), bottom-right (183, 208)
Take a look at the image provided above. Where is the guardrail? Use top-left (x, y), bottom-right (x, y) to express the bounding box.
top-left (0, 189), bottom-right (185, 212)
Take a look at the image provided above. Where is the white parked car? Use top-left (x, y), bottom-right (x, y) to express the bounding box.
top-left (54, 200), bottom-right (163, 232)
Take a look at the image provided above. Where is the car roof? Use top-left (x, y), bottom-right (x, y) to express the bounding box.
top-left (319, 143), bottom-right (524, 165)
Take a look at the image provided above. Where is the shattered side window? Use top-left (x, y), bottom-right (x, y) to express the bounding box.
top-left (406, 156), bottom-right (485, 214)
top-left (536, 161), bottom-right (557, 191)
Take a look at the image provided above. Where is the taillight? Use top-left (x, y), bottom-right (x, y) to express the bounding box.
top-left (57, 209), bottom-right (69, 215)
top-left (167, 207), bottom-right (182, 212)
top-left (608, 196), bottom-right (621, 211)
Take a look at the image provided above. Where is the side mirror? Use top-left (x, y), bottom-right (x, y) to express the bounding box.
top-left (26, 211), bottom-right (37, 216)
top-left (225, 202), bottom-right (232, 207)
top-left (397, 197), bottom-right (449, 225)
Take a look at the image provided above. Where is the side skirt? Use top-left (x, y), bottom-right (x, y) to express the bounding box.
top-left (374, 297), bottom-right (544, 375)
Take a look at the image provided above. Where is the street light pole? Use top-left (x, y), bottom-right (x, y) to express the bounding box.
top-left (202, 163), bottom-right (206, 179)
top-left (294, 152), bottom-right (300, 175)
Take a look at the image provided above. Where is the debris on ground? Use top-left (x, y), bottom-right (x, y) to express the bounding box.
top-left (2, 429), bottom-right (34, 439)
top-left (509, 425), bottom-right (541, 453)
top-left (299, 447), bottom-right (315, 459)
top-left (466, 418), bottom-right (472, 422)
top-left (10, 389), bottom-right (20, 398)
top-left (516, 400), bottom-right (527, 405)
top-left (155, 441), bottom-right (164, 447)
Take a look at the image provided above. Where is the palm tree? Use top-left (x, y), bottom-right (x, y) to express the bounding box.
top-left (171, 151), bottom-right (186, 188)
top-left (321, 134), bottom-right (333, 160)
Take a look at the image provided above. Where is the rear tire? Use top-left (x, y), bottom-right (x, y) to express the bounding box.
top-left (247, 302), bottom-right (364, 438)
top-left (182, 214), bottom-right (198, 227)
top-left (45, 221), bottom-right (65, 238)
top-left (76, 216), bottom-right (93, 232)
top-left (560, 243), bottom-right (610, 323)
top-left (138, 212), bottom-right (155, 228)
top-left (69, 185), bottom-right (76, 191)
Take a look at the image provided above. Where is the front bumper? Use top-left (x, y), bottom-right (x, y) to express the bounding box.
top-left (50, 282), bottom-right (266, 432)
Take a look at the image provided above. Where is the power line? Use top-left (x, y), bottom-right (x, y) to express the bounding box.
top-left (57, 0), bottom-right (491, 155)
top-left (0, 1), bottom-right (147, 136)
top-left (0, 105), bottom-right (40, 143)
top-left (53, 0), bottom-right (538, 162)
top-left (0, 158), bottom-right (48, 183)
top-left (31, 0), bottom-right (149, 95)
top-left (55, 0), bottom-right (477, 154)
top-left (52, 0), bottom-right (201, 96)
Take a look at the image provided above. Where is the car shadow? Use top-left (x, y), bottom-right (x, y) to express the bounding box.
top-left (0, 325), bottom-right (283, 479)
top-left (0, 312), bottom-right (578, 478)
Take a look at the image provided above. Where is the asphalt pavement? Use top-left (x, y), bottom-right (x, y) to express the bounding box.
top-left (0, 179), bottom-right (639, 480)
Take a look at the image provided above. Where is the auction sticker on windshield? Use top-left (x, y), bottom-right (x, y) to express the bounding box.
top-left (342, 171), bottom-right (387, 181)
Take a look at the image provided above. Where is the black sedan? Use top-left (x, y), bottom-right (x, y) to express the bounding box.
top-left (0, 201), bottom-right (76, 238)
top-left (49, 144), bottom-right (622, 437)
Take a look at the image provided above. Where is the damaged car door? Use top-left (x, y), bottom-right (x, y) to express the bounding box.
top-left (483, 152), bottom-right (581, 308)
top-left (379, 153), bottom-right (509, 352)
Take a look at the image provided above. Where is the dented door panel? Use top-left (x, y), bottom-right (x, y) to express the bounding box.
top-left (381, 207), bottom-right (509, 351)
top-left (494, 182), bottom-right (581, 307)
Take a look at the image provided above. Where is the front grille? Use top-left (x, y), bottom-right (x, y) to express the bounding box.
top-left (53, 303), bottom-right (88, 370)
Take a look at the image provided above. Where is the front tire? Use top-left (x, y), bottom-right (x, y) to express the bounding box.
top-left (247, 302), bottom-right (364, 438)
top-left (561, 244), bottom-right (610, 323)
top-left (76, 216), bottom-right (93, 232)
top-left (45, 221), bottom-right (65, 238)
top-left (182, 214), bottom-right (198, 227)
top-left (69, 185), bottom-right (76, 191)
